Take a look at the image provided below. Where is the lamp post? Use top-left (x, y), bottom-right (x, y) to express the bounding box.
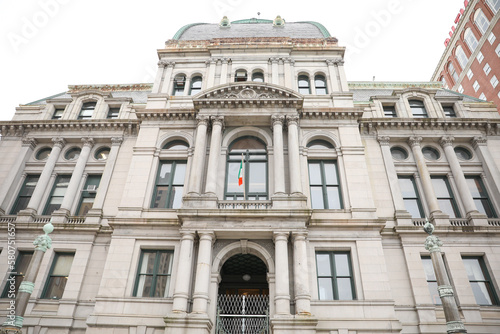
top-left (1, 220), bottom-right (54, 334)
top-left (423, 220), bottom-right (466, 333)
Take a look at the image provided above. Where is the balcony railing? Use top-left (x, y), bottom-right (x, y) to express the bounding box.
top-left (218, 201), bottom-right (272, 210)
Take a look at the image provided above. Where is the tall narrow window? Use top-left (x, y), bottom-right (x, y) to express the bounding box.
top-left (298, 75), bottom-right (311, 95)
top-left (78, 102), bottom-right (96, 119)
top-left (252, 72), bottom-right (264, 82)
top-left (234, 70), bottom-right (248, 82)
top-left (316, 252), bottom-right (355, 300)
top-left (173, 75), bottom-right (186, 96)
top-left (398, 176), bottom-right (424, 218)
top-left (41, 253), bottom-right (74, 299)
top-left (465, 176), bottom-right (497, 218)
top-left (383, 105), bottom-right (397, 117)
top-left (225, 137), bottom-right (268, 200)
top-left (486, 0), bottom-right (500, 12)
top-left (189, 76), bottom-right (202, 95)
top-left (456, 46), bottom-right (468, 70)
top-left (462, 256), bottom-right (499, 305)
top-left (151, 161), bottom-right (186, 209)
top-left (43, 175), bottom-right (71, 215)
top-left (431, 176), bottom-right (460, 218)
top-left (308, 161), bottom-right (342, 209)
top-left (314, 75), bottom-right (328, 95)
top-left (1, 251), bottom-right (33, 298)
top-left (134, 250), bottom-right (174, 297)
top-left (52, 108), bottom-right (64, 120)
top-left (10, 175), bottom-right (39, 214)
top-left (448, 62), bottom-right (459, 83)
top-left (474, 9), bottom-right (490, 35)
top-left (421, 256), bottom-right (442, 305)
top-left (76, 175), bottom-right (101, 216)
top-left (443, 106), bottom-right (457, 117)
top-left (464, 29), bottom-right (479, 52)
top-left (409, 100), bottom-right (428, 118)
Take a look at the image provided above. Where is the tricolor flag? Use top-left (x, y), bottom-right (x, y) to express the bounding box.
top-left (238, 154), bottom-right (244, 186)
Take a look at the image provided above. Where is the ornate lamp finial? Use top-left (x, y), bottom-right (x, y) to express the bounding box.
top-left (273, 15), bottom-right (285, 27)
top-left (220, 16), bottom-right (231, 27)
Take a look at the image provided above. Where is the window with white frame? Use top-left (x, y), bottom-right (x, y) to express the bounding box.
top-left (456, 46), bottom-right (468, 69)
top-left (473, 81), bottom-right (480, 92)
top-left (488, 32), bottom-right (496, 44)
top-left (486, 0), bottom-right (499, 13)
top-left (477, 51), bottom-right (484, 63)
top-left (496, 44), bottom-right (500, 57)
top-left (484, 63), bottom-right (491, 75)
top-left (464, 28), bottom-right (479, 52)
top-left (448, 62), bottom-right (459, 83)
top-left (467, 69), bottom-right (473, 79)
top-left (441, 76), bottom-right (448, 89)
top-left (491, 75), bottom-right (499, 88)
top-left (458, 85), bottom-right (464, 93)
top-left (474, 9), bottom-right (489, 35)
top-left (479, 93), bottom-right (487, 101)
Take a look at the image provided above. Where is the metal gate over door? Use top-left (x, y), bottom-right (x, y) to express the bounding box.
top-left (216, 294), bottom-right (269, 334)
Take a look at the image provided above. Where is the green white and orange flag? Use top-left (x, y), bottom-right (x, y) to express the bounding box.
top-left (238, 154), bottom-right (244, 186)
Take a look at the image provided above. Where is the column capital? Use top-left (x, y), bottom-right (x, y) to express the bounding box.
top-left (211, 115), bottom-right (224, 128)
top-left (408, 136), bottom-right (422, 147)
top-left (327, 58), bottom-right (344, 66)
top-left (286, 114), bottom-right (299, 126)
top-left (271, 114), bottom-right (285, 126)
top-left (377, 136), bottom-right (391, 146)
top-left (22, 137), bottom-right (38, 150)
top-left (283, 57), bottom-right (294, 64)
top-left (81, 137), bottom-right (95, 148)
top-left (198, 231), bottom-right (216, 243)
top-left (268, 57), bottom-right (280, 64)
top-left (158, 60), bottom-right (175, 68)
top-left (180, 231), bottom-right (196, 241)
top-left (221, 57), bottom-right (231, 64)
top-left (52, 137), bottom-right (66, 148)
top-left (111, 137), bottom-right (124, 146)
top-left (472, 135), bottom-right (487, 148)
top-left (439, 136), bottom-right (455, 148)
top-left (196, 115), bottom-right (210, 126)
top-left (292, 231), bottom-right (308, 242)
top-left (273, 231), bottom-right (289, 243)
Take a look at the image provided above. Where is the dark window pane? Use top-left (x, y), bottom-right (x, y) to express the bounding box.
top-left (42, 253), bottom-right (74, 299)
top-left (383, 106), bottom-right (397, 117)
top-left (137, 275), bottom-right (153, 297)
top-left (154, 276), bottom-right (171, 298)
top-left (44, 276), bottom-right (69, 299)
top-left (152, 186), bottom-right (168, 208)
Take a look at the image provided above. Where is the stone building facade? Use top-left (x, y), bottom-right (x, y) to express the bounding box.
top-left (1, 17), bottom-right (500, 334)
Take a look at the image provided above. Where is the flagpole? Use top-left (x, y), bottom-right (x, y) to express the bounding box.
top-left (242, 153), bottom-right (246, 200)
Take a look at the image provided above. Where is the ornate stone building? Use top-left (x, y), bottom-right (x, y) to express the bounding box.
top-left (1, 17), bottom-right (500, 334)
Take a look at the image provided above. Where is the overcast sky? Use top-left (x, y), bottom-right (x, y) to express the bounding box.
top-left (0, 0), bottom-right (464, 121)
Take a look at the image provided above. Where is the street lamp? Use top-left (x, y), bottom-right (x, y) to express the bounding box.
top-left (423, 220), bottom-right (466, 333)
top-left (1, 220), bottom-right (54, 334)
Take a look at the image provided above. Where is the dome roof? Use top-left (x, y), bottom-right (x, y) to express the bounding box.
top-left (173, 18), bottom-right (331, 40)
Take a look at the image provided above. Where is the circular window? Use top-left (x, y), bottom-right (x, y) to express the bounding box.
top-left (65, 147), bottom-right (81, 161)
top-left (36, 147), bottom-right (51, 161)
top-left (422, 147), bottom-right (440, 160)
top-left (454, 147), bottom-right (472, 160)
top-left (95, 147), bottom-right (110, 161)
top-left (390, 147), bottom-right (408, 160)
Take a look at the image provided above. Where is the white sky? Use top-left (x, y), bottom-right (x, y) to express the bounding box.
top-left (0, 0), bottom-right (464, 121)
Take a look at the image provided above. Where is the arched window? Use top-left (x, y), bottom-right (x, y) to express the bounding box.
top-left (78, 102), bottom-right (96, 119)
top-left (455, 46), bottom-right (468, 69)
top-left (189, 76), bottom-right (202, 95)
top-left (409, 100), bottom-right (428, 118)
top-left (172, 75), bottom-right (186, 96)
top-left (252, 72), bottom-right (264, 82)
top-left (162, 140), bottom-right (189, 150)
top-left (235, 70), bottom-right (248, 82)
top-left (448, 62), bottom-right (459, 83)
top-left (307, 140), bottom-right (334, 149)
top-left (225, 136), bottom-right (267, 200)
top-left (464, 28), bottom-right (479, 52)
top-left (486, 0), bottom-right (499, 13)
top-left (474, 9), bottom-right (490, 35)
top-left (314, 75), bottom-right (328, 95)
top-left (298, 75), bottom-right (311, 95)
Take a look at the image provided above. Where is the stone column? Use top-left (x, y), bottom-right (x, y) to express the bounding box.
top-left (273, 232), bottom-right (290, 315)
top-left (472, 136), bottom-right (500, 197)
top-left (1, 221), bottom-right (53, 332)
top-left (272, 115), bottom-right (285, 195)
top-left (192, 232), bottom-right (215, 314)
top-left (283, 58), bottom-right (294, 89)
top-left (270, 57), bottom-right (280, 85)
top-left (292, 232), bottom-right (311, 315)
top-left (58, 138), bottom-right (94, 214)
top-left (287, 115), bottom-right (303, 195)
top-left (159, 62), bottom-right (175, 95)
top-left (205, 116), bottom-right (224, 196)
top-left (326, 59), bottom-right (340, 92)
top-left (423, 222), bottom-right (467, 333)
top-left (336, 60), bottom-right (349, 92)
top-left (172, 231), bottom-right (196, 313)
top-left (219, 58), bottom-right (230, 85)
top-left (188, 116), bottom-right (209, 194)
top-left (440, 136), bottom-right (478, 216)
top-left (25, 138), bottom-right (66, 214)
top-left (206, 58), bottom-right (217, 89)
top-left (91, 137), bottom-right (123, 210)
top-left (408, 136), bottom-right (440, 215)
top-left (377, 136), bottom-right (407, 212)
top-left (0, 138), bottom-right (37, 214)
top-left (152, 60), bottom-right (166, 93)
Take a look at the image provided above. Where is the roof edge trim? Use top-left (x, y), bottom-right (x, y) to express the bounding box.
top-left (173, 22), bottom-right (208, 40)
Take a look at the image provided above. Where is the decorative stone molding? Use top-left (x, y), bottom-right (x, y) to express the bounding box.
top-left (211, 116), bottom-right (225, 131)
top-left (282, 57), bottom-right (295, 65)
top-left (424, 234), bottom-right (443, 253)
top-left (326, 58), bottom-right (343, 66)
top-left (52, 137), bottom-right (66, 148)
top-left (291, 231), bottom-right (308, 242)
top-left (111, 137), bottom-right (124, 146)
top-left (273, 231), bottom-right (289, 243)
top-left (300, 108), bottom-right (363, 120)
top-left (158, 60), bottom-right (175, 68)
top-left (21, 137), bottom-right (37, 150)
top-left (439, 136), bottom-right (454, 148)
top-left (221, 57), bottom-right (231, 64)
top-left (286, 115), bottom-right (299, 126)
top-left (358, 119), bottom-right (500, 135)
top-left (438, 285), bottom-right (454, 298)
top-left (408, 136), bottom-right (422, 147)
top-left (269, 57), bottom-right (280, 64)
top-left (446, 321), bottom-right (467, 333)
top-left (0, 121), bottom-right (140, 137)
top-left (377, 136), bottom-right (391, 146)
top-left (271, 114), bottom-right (285, 126)
top-left (472, 135), bottom-right (487, 148)
top-left (82, 137), bottom-right (95, 148)
top-left (18, 281), bottom-right (35, 294)
top-left (196, 115), bottom-right (210, 127)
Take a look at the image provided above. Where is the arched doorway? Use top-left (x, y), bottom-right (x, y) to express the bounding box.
top-left (216, 253), bottom-right (270, 334)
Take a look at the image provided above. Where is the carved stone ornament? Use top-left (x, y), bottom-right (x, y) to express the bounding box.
top-left (446, 320), bottom-right (467, 333)
top-left (438, 285), bottom-right (455, 298)
top-left (286, 115), bottom-right (299, 126)
top-left (424, 235), bottom-right (443, 253)
top-left (377, 136), bottom-right (391, 146)
top-left (196, 115), bottom-right (210, 126)
top-left (52, 137), bottom-right (66, 148)
top-left (271, 114), bottom-right (285, 126)
top-left (211, 116), bottom-right (225, 128)
top-left (472, 135), bottom-right (487, 147)
top-left (82, 137), bottom-right (95, 148)
top-left (33, 234), bottom-right (52, 252)
top-left (439, 136), bottom-right (454, 148)
top-left (111, 137), bottom-right (124, 146)
top-left (18, 281), bottom-right (35, 294)
top-left (408, 136), bottom-right (422, 147)
top-left (0, 328), bottom-right (22, 334)
top-left (21, 137), bottom-right (37, 149)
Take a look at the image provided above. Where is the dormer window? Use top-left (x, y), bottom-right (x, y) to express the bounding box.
top-left (173, 75), bottom-right (186, 96)
top-left (107, 107), bottom-right (120, 119)
top-left (52, 108), bottom-right (64, 120)
top-left (235, 70), bottom-right (248, 82)
top-left (409, 100), bottom-right (428, 118)
top-left (78, 102), bottom-right (96, 120)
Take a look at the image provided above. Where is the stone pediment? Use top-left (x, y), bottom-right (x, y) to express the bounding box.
top-left (193, 82), bottom-right (303, 109)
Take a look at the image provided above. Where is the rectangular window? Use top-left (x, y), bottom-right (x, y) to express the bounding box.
top-left (316, 252), bottom-right (355, 300)
top-left (383, 105), bottom-right (397, 117)
top-left (488, 32), bottom-right (496, 44)
top-left (473, 80), bottom-right (480, 92)
top-left (41, 253), bottom-right (74, 299)
top-left (431, 176), bottom-right (460, 218)
top-left (308, 161), bottom-right (342, 209)
top-left (398, 176), bottom-right (424, 218)
top-left (479, 93), bottom-right (487, 101)
top-left (484, 63), bottom-right (491, 75)
top-left (462, 256), bottom-right (499, 305)
top-left (43, 175), bottom-right (71, 215)
top-left (107, 107), bottom-right (120, 119)
top-left (10, 175), bottom-right (39, 214)
top-left (458, 85), bottom-right (464, 94)
top-left (476, 51), bottom-right (484, 63)
top-left (52, 108), bottom-right (64, 120)
top-left (496, 44), bottom-right (500, 57)
top-left (78, 102), bottom-right (96, 119)
top-left (421, 256), bottom-right (441, 305)
top-left (76, 175), bottom-right (101, 216)
top-left (466, 69), bottom-right (473, 79)
top-left (134, 250), bottom-right (173, 297)
top-left (442, 106), bottom-right (457, 117)
top-left (1, 251), bottom-right (33, 298)
top-left (151, 161), bottom-right (186, 209)
top-left (491, 75), bottom-right (499, 88)
top-left (465, 176), bottom-right (497, 218)
top-left (409, 100), bottom-right (428, 118)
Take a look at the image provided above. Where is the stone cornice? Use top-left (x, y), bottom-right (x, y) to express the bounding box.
top-left (348, 81), bottom-right (443, 90)
top-left (68, 83), bottom-right (153, 93)
top-left (300, 108), bottom-right (364, 120)
top-left (359, 118), bottom-right (500, 135)
top-left (0, 120), bottom-right (140, 137)
top-left (135, 109), bottom-right (196, 121)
